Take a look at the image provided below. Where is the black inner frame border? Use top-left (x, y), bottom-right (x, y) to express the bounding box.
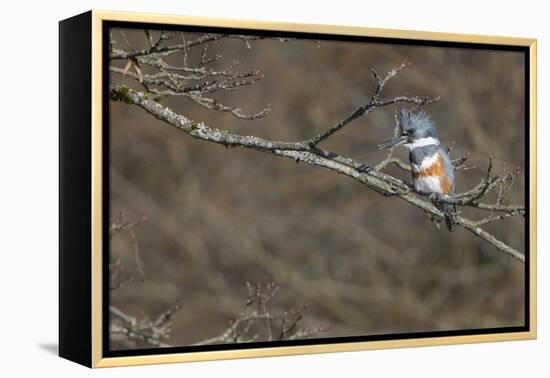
top-left (102, 19), bottom-right (531, 359)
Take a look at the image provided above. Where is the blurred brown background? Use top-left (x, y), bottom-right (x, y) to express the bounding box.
top-left (109, 27), bottom-right (525, 349)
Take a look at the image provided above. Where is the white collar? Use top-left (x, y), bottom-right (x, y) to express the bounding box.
top-left (404, 137), bottom-right (440, 150)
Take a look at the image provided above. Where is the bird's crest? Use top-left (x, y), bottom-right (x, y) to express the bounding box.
top-left (398, 108), bottom-right (435, 134)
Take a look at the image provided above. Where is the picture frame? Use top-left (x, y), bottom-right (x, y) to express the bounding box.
top-left (59, 10), bottom-right (537, 368)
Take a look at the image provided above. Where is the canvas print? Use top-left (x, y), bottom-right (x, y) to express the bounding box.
top-left (106, 25), bottom-right (527, 353)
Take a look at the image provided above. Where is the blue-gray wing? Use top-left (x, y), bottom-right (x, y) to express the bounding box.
top-left (438, 147), bottom-right (455, 195)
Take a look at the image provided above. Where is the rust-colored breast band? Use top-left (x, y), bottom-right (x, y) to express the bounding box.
top-left (412, 154), bottom-right (444, 179)
top-left (412, 154), bottom-right (453, 194)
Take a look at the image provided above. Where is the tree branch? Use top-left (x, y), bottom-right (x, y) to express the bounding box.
top-left (191, 283), bottom-right (331, 345)
top-left (307, 59), bottom-right (440, 147)
top-left (110, 35), bottom-right (272, 121)
top-left (110, 302), bottom-right (181, 348)
top-left (109, 32), bottom-right (524, 261)
top-left (109, 211), bottom-right (147, 290)
top-left (110, 33), bottom-right (227, 60)
top-left (108, 214), bottom-right (330, 348)
top-left (109, 82), bottom-right (525, 263)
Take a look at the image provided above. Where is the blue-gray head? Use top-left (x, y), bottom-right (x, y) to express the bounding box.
top-left (378, 109), bottom-right (439, 149)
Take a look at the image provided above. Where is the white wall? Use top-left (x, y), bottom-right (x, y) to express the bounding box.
top-left (1, 0), bottom-right (546, 376)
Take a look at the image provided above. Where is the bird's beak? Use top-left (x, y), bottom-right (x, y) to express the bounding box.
top-left (377, 134), bottom-right (408, 149)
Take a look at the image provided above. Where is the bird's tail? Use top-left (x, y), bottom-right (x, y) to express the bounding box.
top-left (442, 203), bottom-right (455, 232)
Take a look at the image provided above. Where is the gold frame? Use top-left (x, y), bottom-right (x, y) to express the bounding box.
top-left (90, 10), bottom-right (537, 368)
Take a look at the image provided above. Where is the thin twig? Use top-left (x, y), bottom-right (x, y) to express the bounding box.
top-left (192, 283), bottom-right (329, 345)
top-left (307, 59), bottom-right (439, 147)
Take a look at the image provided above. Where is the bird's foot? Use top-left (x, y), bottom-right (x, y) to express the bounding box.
top-left (429, 192), bottom-right (442, 204)
top-left (357, 164), bottom-right (372, 173)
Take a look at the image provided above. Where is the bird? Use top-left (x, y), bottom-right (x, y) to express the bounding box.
top-left (378, 108), bottom-right (455, 231)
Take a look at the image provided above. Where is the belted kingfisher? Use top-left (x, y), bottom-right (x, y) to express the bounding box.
top-left (378, 108), bottom-right (455, 231)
